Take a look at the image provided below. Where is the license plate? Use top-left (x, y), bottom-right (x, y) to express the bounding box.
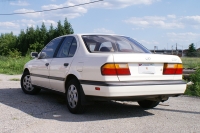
top-left (138, 63), bottom-right (155, 74)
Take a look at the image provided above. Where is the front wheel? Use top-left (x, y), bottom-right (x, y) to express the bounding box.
top-left (138, 100), bottom-right (160, 108)
top-left (21, 72), bottom-right (41, 95)
top-left (66, 79), bottom-right (85, 114)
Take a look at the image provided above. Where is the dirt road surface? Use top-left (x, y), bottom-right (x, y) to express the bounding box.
top-left (0, 74), bottom-right (200, 133)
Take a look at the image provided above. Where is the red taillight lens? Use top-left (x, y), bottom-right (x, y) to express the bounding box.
top-left (101, 63), bottom-right (131, 75)
top-left (101, 64), bottom-right (117, 75)
top-left (163, 63), bottom-right (183, 75)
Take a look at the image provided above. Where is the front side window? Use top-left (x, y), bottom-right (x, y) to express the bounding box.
top-left (39, 37), bottom-right (63, 59)
top-left (82, 35), bottom-right (150, 53)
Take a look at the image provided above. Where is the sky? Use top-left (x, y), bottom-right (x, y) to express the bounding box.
top-left (0, 0), bottom-right (200, 50)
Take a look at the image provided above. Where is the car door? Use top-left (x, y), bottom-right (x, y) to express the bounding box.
top-left (49, 36), bottom-right (78, 92)
top-left (31, 37), bottom-right (64, 88)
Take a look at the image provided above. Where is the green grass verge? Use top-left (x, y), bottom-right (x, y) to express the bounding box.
top-left (9, 78), bottom-right (20, 81)
top-left (0, 56), bottom-right (31, 75)
top-left (181, 57), bottom-right (200, 69)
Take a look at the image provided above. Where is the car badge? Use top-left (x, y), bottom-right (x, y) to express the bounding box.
top-left (145, 57), bottom-right (151, 60)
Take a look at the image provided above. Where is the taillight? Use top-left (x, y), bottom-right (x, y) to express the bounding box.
top-left (163, 63), bottom-right (183, 75)
top-left (101, 63), bottom-right (131, 75)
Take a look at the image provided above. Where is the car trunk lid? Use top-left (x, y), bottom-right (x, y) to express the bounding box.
top-left (112, 53), bottom-right (182, 81)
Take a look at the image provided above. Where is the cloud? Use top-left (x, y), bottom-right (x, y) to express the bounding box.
top-left (93, 28), bottom-right (114, 34)
top-left (167, 32), bottom-right (200, 44)
top-left (139, 40), bottom-right (159, 45)
top-left (16, 19), bottom-right (57, 28)
top-left (41, 1), bottom-right (88, 19)
top-left (0, 22), bottom-right (19, 28)
top-left (124, 16), bottom-right (184, 29)
top-left (180, 15), bottom-right (200, 29)
top-left (10, 0), bottom-right (30, 6)
top-left (167, 15), bottom-right (176, 19)
top-left (183, 16), bottom-right (200, 23)
top-left (95, 0), bottom-right (160, 9)
top-left (14, 8), bottom-right (43, 18)
top-left (0, 21), bottom-right (20, 34)
top-left (16, 0), bottom-right (159, 20)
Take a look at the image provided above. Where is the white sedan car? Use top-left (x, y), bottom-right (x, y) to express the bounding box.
top-left (21, 34), bottom-right (187, 114)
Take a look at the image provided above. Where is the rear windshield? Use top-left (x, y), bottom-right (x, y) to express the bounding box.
top-left (82, 35), bottom-right (151, 53)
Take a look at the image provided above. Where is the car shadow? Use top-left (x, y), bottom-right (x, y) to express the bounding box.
top-left (0, 87), bottom-right (156, 122)
top-left (153, 108), bottom-right (200, 115)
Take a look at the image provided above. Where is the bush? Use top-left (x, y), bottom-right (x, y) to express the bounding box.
top-left (185, 68), bottom-right (200, 96)
top-left (8, 49), bottom-right (21, 58)
top-left (0, 55), bottom-right (31, 75)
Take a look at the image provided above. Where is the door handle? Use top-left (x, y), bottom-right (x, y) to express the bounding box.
top-left (45, 63), bottom-right (49, 66)
top-left (64, 63), bottom-right (69, 67)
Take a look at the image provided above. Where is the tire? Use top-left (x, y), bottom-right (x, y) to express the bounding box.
top-left (21, 71), bottom-right (41, 95)
top-left (138, 100), bottom-right (160, 108)
top-left (66, 79), bottom-right (85, 114)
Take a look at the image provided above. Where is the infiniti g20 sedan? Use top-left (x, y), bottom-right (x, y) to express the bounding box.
top-left (21, 34), bottom-right (187, 114)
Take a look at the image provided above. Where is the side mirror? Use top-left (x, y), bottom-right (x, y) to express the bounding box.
top-left (38, 52), bottom-right (46, 59)
top-left (31, 52), bottom-right (38, 58)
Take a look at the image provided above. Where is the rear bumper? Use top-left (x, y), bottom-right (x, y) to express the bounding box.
top-left (80, 80), bottom-right (187, 98)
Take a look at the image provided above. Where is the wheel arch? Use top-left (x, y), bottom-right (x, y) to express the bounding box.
top-left (23, 68), bottom-right (30, 74)
top-left (65, 74), bottom-right (79, 91)
top-left (64, 74), bottom-right (88, 107)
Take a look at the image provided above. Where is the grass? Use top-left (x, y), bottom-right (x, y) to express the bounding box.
top-left (0, 56), bottom-right (31, 75)
top-left (181, 57), bottom-right (200, 69)
top-left (9, 78), bottom-right (20, 81)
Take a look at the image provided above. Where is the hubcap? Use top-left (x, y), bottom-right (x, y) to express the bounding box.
top-left (23, 75), bottom-right (34, 91)
top-left (67, 85), bottom-right (78, 108)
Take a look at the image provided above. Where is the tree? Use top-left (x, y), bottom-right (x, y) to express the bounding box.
top-left (47, 24), bottom-right (55, 43)
top-left (55, 20), bottom-right (65, 37)
top-left (0, 18), bottom-right (74, 56)
top-left (39, 22), bottom-right (48, 46)
top-left (0, 32), bottom-right (17, 55)
top-left (16, 30), bottom-right (26, 55)
top-left (186, 43), bottom-right (197, 57)
top-left (64, 18), bottom-right (74, 34)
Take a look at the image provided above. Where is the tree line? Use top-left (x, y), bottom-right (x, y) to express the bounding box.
top-left (186, 43), bottom-right (199, 57)
top-left (0, 18), bottom-right (74, 56)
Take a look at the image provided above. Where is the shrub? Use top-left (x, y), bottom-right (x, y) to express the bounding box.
top-left (185, 68), bottom-right (200, 96)
top-left (0, 55), bottom-right (31, 75)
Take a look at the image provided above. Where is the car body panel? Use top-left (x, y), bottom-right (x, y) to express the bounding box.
top-left (81, 83), bottom-right (186, 97)
top-left (29, 58), bottom-right (52, 88)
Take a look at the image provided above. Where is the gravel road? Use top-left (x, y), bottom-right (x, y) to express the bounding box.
top-left (0, 74), bottom-right (200, 133)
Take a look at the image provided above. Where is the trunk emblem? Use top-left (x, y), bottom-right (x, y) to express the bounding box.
top-left (145, 57), bottom-right (151, 60)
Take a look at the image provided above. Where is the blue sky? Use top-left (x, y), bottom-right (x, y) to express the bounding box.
top-left (0, 0), bottom-right (200, 50)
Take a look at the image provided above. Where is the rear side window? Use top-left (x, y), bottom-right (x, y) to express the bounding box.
top-left (56, 36), bottom-right (77, 58)
top-left (69, 38), bottom-right (77, 57)
top-left (82, 35), bottom-right (150, 53)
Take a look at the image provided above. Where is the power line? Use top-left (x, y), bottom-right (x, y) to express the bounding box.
top-left (0, 0), bottom-right (103, 15)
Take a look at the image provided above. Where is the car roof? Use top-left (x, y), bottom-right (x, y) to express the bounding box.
top-left (58, 33), bottom-right (127, 37)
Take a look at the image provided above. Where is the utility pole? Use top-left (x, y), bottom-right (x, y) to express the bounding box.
top-left (182, 45), bottom-right (183, 57)
top-left (172, 45), bottom-right (173, 55)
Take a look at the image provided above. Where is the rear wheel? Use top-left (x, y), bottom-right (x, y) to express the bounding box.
top-left (66, 79), bottom-right (85, 114)
top-left (138, 100), bottom-right (160, 108)
top-left (21, 71), bottom-right (41, 95)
